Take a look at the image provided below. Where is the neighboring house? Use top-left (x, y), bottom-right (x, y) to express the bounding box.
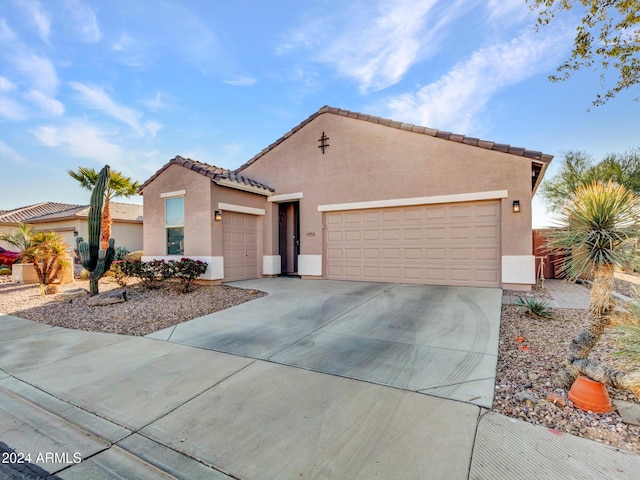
top-left (0, 202), bottom-right (143, 254)
top-left (139, 106), bottom-right (553, 290)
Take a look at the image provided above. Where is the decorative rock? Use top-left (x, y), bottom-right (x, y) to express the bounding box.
top-left (547, 393), bottom-right (567, 407)
top-left (87, 289), bottom-right (127, 306)
top-left (54, 288), bottom-right (89, 302)
top-left (613, 399), bottom-right (640, 426)
top-left (514, 391), bottom-right (538, 404)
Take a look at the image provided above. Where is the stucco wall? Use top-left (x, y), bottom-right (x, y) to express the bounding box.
top-left (141, 163), bottom-right (213, 257)
top-left (240, 113), bottom-right (533, 262)
top-left (210, 183), bottom-right (268, 258)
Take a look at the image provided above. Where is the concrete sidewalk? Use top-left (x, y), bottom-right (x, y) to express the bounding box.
top-left (1, 283), bottom-right (639, 478)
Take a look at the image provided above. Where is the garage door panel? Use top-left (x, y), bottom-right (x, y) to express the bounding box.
top-left (222, 211), bottom-right (258, 282)
top-left (326, 200), bottom-right (500, 287)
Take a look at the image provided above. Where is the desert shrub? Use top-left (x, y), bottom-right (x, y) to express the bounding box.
top-left (0, 267), bottom-right (11, 275)
top-left (110, 260), bottom-right (130, 286)
top-left (120, 258), bottom-right (208, 292)
top-left (114, 246), bottom-right (130, 261)
top-left (514, 296), bottom-right (554, 319)
top-left (614, 300), bottom-right (640, 364)
top-left (173, 258), bottom-right (208, 293)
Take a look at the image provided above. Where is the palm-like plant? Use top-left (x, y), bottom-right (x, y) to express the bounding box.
top-left (0, 223), bottom-right (35, 259)
top-left (68, 167), bottom-right (141, 249)
top-left (548, 181), bottom-right (640, 395)
top-left (20, 230), bottom-right (69, 293)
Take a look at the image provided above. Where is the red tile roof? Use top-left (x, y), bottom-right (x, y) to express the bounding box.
top-left (0, 201), bottom-right (143, 225)
top-left (0, 202), bottom-right (83, 225)
top-left (138, 155), bottom-right (274, 194)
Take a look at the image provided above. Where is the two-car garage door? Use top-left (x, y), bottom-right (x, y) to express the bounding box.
top-left (325, 200), bottom-right (501, 287)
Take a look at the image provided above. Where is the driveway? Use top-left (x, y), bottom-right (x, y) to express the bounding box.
top-left (149, 278), bottom-right (503, 408)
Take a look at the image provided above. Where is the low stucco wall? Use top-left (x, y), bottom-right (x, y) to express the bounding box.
top-left (12, 257), bottom-right (74, 285)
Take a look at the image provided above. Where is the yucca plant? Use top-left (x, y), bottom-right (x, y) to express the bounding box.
top-left (514, 296), bottom-right (553, 319)
top-left (613, 299), bottom-right (640, 365)
top-left (547, 181), bottom-right (640, 395)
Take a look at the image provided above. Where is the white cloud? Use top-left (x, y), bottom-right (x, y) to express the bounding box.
top-left (278, 0), bottom-right (464, 93)
top-left (69, 82), bottom-right (160, 136)
top-left (223, 76), bottom-right (258, 87)
top-left (25, 89), bottom-right (64, 116)
top-left (142, 91), bottom-right (171, 111)
top-left (19, 0), bottom-right (51, 42)
top-left (383, 28), bottom-right (566, 133)
top-left (0, 76), bottom-right (17, 91)
top-left (64, 0), bottom-right (101, 43)
top-left (486, 0), bottom-right (530, 23)
top-left (13, 52), bottom-right (58, 95)
top-left (0, 140), bottom-right (29, 165)
top-left (32, 120), bottom-right (123, 164)
top-left (0, 85), bottom-right (27, 120)
top-left (0, 18), bottom-right (16, 43)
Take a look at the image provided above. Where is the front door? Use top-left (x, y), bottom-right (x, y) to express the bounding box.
top-left (279, 202), bottom-right (299, 275)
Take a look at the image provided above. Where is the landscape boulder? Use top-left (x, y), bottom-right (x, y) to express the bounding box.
top-left (87, 289), bottom-right (127, 306)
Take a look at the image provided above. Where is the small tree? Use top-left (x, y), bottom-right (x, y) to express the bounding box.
top-left (541, 150), bottom-right (640, 211)
top-left (528, 0), bottom-right (640, 105)
top-left (20, 231), bottom-right (69, 293)
top-left (548, 181), bottom-right (640, 395)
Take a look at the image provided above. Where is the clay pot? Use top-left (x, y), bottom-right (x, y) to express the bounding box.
top-left (568, 375), bottom-right (611, 413)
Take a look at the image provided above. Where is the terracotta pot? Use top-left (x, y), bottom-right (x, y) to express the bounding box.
top-left (568, 375), bottom-right (611, 413)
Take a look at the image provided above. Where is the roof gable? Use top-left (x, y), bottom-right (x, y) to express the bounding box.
top-left (236, 106), bottom-right (553, 192)
top-left (139, 155), bottom-right (274, 195)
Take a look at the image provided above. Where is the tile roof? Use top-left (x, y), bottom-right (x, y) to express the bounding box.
top-left (236, 105), bottom-right (554, 172)
top-left (0, 201), bottom-right (143, 224)
top-left (0, 202), bottom-right (83, 225)
top-left (28, 202), bottom-right (143, 223)
top-left (139, 155), bottom-right (274, 194)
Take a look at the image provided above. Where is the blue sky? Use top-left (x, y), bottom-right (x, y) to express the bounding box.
top-left (1, 0), bottom-right (638, 227)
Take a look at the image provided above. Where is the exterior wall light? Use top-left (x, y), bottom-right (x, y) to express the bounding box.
top-left (214, 210), bottom-right (222, 221)
top-left (512, 200), bottom-right (521, 213)
top-left (73, 230), bottom-right (79, 236)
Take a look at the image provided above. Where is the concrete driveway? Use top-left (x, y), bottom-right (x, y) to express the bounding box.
top-left (2, 279), bottom-right (639, 479)
top-left (149, 278), bottom-right (503, 408)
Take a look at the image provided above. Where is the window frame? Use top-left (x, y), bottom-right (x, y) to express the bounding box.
top-left (164, 195), bottom-right (185, 255)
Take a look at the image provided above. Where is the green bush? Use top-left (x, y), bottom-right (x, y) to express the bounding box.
top-left (114, 246), bottom-right (130, 261)
top-left (117, 258), bottom-right (208, 292)
top-left (173, 258), bottom-right (208, 293)
top-left (0, 267), bottom-right (12, 276)
top-left (514, 296), bottom-right (554, 319)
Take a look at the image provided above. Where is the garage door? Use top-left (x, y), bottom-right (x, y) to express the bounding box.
top-left (222, 212), bottom-right (258, 281)
top-left (325, 201), bottom-right (501, 287)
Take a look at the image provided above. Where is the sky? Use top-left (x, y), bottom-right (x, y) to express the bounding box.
top-left (1, 0), bottom-right (638, 227)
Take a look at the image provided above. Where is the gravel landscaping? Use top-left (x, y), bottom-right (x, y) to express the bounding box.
top-left (0, 277), bottom-right (265, 336)
top-left (0, 274), bottom-right (638, 453)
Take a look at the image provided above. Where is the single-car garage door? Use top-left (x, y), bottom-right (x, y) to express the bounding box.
top-left (222, 212), bottom-right (258, 281)
top-left (325, 200), bottom-right (501, 287)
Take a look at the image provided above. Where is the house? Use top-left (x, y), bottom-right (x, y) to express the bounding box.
top-left (0, 202), bottom-right (143, 254)
top-left (139, 106), bottom-right (553, 290)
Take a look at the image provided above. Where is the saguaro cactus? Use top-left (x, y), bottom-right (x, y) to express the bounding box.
top-left (76, 165), bottom-right (116, 296)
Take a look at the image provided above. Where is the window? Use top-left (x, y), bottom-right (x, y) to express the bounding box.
top-left (165, 196), bottom-right (184, 255)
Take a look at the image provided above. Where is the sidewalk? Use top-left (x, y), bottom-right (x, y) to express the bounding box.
top-left (1, 313), bottom-right (639, 479)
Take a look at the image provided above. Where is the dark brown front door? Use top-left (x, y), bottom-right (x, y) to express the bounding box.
top-left (279, 202), bottom-right (299, 275)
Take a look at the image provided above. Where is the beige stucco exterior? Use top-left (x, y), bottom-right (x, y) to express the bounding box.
top-left (141, 107), bottom-right (552, 288)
